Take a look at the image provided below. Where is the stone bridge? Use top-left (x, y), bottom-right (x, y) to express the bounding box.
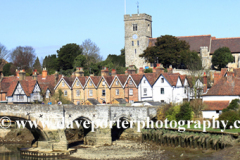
top-left (0, 104), bottom-right (158, 151)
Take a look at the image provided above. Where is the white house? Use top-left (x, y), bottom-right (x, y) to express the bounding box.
top-left (138, 74), bottom-right (154, 101)
top-left (152, 73), bottom-right (184, 103)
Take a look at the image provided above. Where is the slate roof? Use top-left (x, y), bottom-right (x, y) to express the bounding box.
top-left (203, 101), bottom-right (230, 111)
top-left (87, 98), bottom-right (100, 105)
top-left (115, 98), bottom-right (127, 104)
top-left (211, 37), bottom-right (240, 53)
top-left (148, 35), bottom-right (212, 52)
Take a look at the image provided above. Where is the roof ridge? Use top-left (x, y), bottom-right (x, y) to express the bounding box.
top-left (213, 37), bottom-right (240, 40)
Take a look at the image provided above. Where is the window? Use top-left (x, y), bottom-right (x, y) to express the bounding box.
top-left (150, 63), bottom-right (153, 67)
top-left (18, 95), bottom-right (24, 100)
top-left (64, 90), bottom-right (67, 96)
top-left (76, 81), bottom-right (80, 86)
top-left (89, 90), bottom-right (93, 96)
top-left (161, 100), bottom-right (164, 103)
top-left (129, 80), bottom-right (133, 85)
top-left (144, 80), bottom-right (146, 83)
top-left (148, 24), bottom-right (150, 31)
top-left (129, 100), bottom-right (134, 103)
top-left (137, 40), bottom-right (139, 46)
top-left (216, 110), bottom-right (219, 113)
top-left (144, 88), bottom-right (147, 96)
top-left (161, 88), bottom-right (164, 94)
top-left (129, 89), bottom-right (133, 96)
top-left (116, 81), bottom-right (119, 85)
top-left (161, 78), bottom-right (164, 83)
top-left (89, 81), bottom-right (92, 86)
top-left (132, 41), bottom-right (134, 46)
top-left (135, 49), bottom-right (136, 54)
top-left (102, 90), bottom-right (105, 96)
top-left (116, 89), bottom-right (119, 95)
top-left (102, 81), bottom-right (105, 86)
top-left (76, 90), bottom-right (80, 96)
top-left (133, 24), bottom-right (137, 31)
top-left (184, 87), bottom-right (187, 94)
top-left (46, 90), bottom-right (50, 98)
top-left (62, 81), bottom-right (65, 87)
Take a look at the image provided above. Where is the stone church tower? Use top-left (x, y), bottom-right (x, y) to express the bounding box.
top-left (124, 14), bottom-right (152, 69)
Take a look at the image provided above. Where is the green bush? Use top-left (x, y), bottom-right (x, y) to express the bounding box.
top-left (166, 105), bottom-right (180, 121)
top-left (144, 68), bottom-right (153, 73)
top-left (218, 110), bottom-right (240, 129)
top-left (222, 99), bottom-right (240, 112)
top-left (176, 102), bottom-right (192, 122)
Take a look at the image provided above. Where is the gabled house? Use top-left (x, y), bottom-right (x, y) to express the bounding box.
top-left (72, 76), bottom-right (87, 105)
top-left (54, 76), bottom-right (74, 102)
top-left (152, 73), bottom-right (184, 103)
top-left (97, 76), bottom-right (113, 104)
top-left (110, 74), bottom-right (127, 103)
top-left (84, 76), bottom-right (101, 103)
top-left (124, 74), bottom-right (142, 103)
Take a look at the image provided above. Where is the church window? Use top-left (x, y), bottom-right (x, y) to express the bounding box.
top-left (137, 41), bottom-right (139, 46)
top-left (132, 41), bottom-right (134, 46)
top-left (133, 24), bottom-right (137, 31)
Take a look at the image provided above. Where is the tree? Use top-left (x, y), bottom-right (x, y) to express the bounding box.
top-left (10, 46), bottom-right (36, 73)
top-left (57, 43), bottom-right (83, 70)
top-left (43, 54), bottom-right (58, 74)
top-left (3, 63), bottom-right (12, 76)
top-left (81, 39), bottom-right (103, 67)
top-left (222, 99), bottom-right (240, 112)
top-left (184, 51), bottom-right (202, 70)
top-left (0, 43), bottom-right (9, 70)
top-left (74, 54), bottom-right (87, 68)
top-left (212, 47), bottom-right (234, 70)
top-left (33, 57), bottom-right (42, 73)
top-left (144, 68), bottom-right (153, 73)
top-left (176, 102), bottom-right (192, 122)
top-left (120, 48), bottom-right (125, 56)
top-left (140, 35), bottom-right (190, 68)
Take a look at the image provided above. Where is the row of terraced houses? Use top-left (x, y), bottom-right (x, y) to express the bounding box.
top-left (0, 65), bottom-right (206, 106)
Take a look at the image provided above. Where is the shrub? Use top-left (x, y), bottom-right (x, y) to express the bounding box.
top-left (222, 99), bottom-right (240, 112)
top-left (176, 102), bottom-right (192, 122)
top-left (144, 68), bottom-right (153, 73)
top-left (157, 104), bottom-right (171, 121)
top-left (218, 110), bottom-right (240, 129)
top-left (166, 104), bottom-right (180, 121)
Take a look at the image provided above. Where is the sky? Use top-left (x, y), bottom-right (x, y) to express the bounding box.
top-left (1, 0), bottom-right (240, 62)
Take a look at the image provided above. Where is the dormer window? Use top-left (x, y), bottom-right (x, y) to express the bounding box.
top-left (116, 81), bottom-right (119, 85)
top-left (89, 81), bottom-right (92, 86)
top-left (76, 81), bottom-right (80, 86)
top-left (102, 81), bottom-right (105, 86)
top-left (133, 24), bottom-right (137, 31)
top-left (62, 81), bottom-right (65, 87)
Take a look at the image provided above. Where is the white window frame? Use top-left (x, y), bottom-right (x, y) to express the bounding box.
top-left (76, 90), bottom-right (80, 97)
top-left (89, 81), bottom-right (92, 86)
top-left (129, 80), bottom-right (133, 85)
top-left (76, 81), bottom-right (80, 86)
top-left (89, 90), bottom-right (93, 96)
top-left (161, 88), bottom-right (164, 94)
top-left (129, 89), bottom-right (133, 96)
top-left (116, 89), bottom-right (119, 95)
top-left (64, 90), bottom-right (67, 96)
top-left (143, 88), bottom-right (147, 96)
top-left (102, 81), bottom-right (105, 86)
top-left (161, 78), bottom-right (164, 83)
top-left (62, 81), bottom-right (65, 87)
top-left (116, 81), bottom-right (119, 85)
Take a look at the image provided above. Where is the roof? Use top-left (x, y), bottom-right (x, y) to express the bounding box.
top-left (144, 72), bottom-right (160, 86)
top-left (87, 98), bottom-right (100, 105)
top-left (130, 74), bottom-right (143, 86)
top-left (90, 76), bottom-right (101, 87)
top-left (148, 35), bottom-right (212, 52)
top-left (103, 76), bottom-right (114, 87)
top-left (203, 101), bottom-right (230, 111)
top-left (159, 73), bottom-right (180, 86)
top-left (211, 37), bottom-right (240, 53)
top-left (204, 76), bottom-right (240, 96)
top-left (180, 75), bottom-right (186, 85)
top-left (77, 76), bottom-right (88, 87)
top-left (116, 74), bottom-right (128, 86)
top-left (115, 98), bottom-right (127, 104)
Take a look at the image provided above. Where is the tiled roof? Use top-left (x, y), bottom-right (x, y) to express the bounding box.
top-left (131, 74), bottom-right (143, 86)
top-left (180, 75), bottom-right (186, 85)
top-left (77, 76), bottom-right (88, 87)
top-left (144, 72), bottom-right (160, 86)
top-left (211, 37), bottom-right (240, 53)
top-left (103, 76), bottom-right (114, 86)
top-left (90, 76), bottom-right (101, 87)
top-left (161, 73), bottom-right (180, 86)
top-left (203, 101), bottom-right (230, 111)
top-left (204, 76), bottom-right (240, 96)
top-left (87, 98), bottom-right (100, 105)
top-left (63, 76), bottom-right (75, 87)
top-left (148, 35), bottom-right (212, 52)
top-left (116, 74), bottom-right (128, 86)
top-left (20, 80), bottom-right (36, 96)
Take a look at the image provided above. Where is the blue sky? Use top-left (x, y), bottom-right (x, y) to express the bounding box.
top-left (1, 0), bottom-right (240, 61)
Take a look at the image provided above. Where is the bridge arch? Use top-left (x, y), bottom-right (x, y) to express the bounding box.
top-left (0, 114), bottom-right (49, 143)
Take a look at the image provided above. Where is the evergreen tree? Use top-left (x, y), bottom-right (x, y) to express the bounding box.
top-left (33, 57), bottom-right (42, 73)
top-left (212, 47), bottom-right (234, 70)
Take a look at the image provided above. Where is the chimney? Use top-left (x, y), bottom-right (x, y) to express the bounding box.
top-left (167, 65), bottom-right (173, 73)
top-left (227, 70), bottom-right (234, 82)
top-left (90, 73), bottom-right (94, 76)
top-left (101, 67), bottom-right (109, 76)
top-left (153, 67), bottom-right (156, 73)
top-left (0, 73), bottom-right (4, 82)
top-left (139, 67), bottom-right (144, 74)
top-left (214, 71), bottom-right (221, 84)
top-left (75, 67), bottom-right (84, 77)
top-left (54, 71), bottom-right (59, 84)
top-left (155, 63), bottom-right (164, 74)
top-left (111, 69), bottom-right (116, 76)
top-left (32, 72), bottom-right (37, 80)
top-left (71, 72), bottom-right (75, 78)
top-left (32, 69), bottom-right (38, 75)
top-left (127, 65), bottom-right (136, 74)
top-left (16, 69), bottom-right (20, 78)
top-left (19, 69), bottom-right (26, 81)
top-left (125, 69), bottom-right (128, 75)
top-left (42, 68), bottom-right (47, 79)
top-left (203, 72), bottom-right (207, 93)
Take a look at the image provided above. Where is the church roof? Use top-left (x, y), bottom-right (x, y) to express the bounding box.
top-left (210, 37), bottom-right (240, 53)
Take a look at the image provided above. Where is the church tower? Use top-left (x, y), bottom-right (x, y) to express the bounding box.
top-left (124, 13), bottom-right (152, 69)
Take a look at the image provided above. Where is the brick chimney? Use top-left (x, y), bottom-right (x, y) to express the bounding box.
top-left (127, 65), bottom-right (136, 74)
top-left (214, 71), bottom-right (221, 84)
top-left (32, 72), bottom-right (37, 80)
top-left (167, 65), bottom-right (173, 73)
top-left (54, 71), bottom-right (59, 84)
top-left (32, 69), bottom-right (37, 75)
top-left (42, 68), bottom-right (47, 79)
top-left (101, 67), bottom-right (109, 76)
top-left (203, 72), bottom-right (207, 93)
top-left (139, 67), bottom-right (144, 74)
top-left (153, 67), bottom-right (156, 73)
top-left (155, 63), bottom-right (164, 74)
top-left (16, 69), bottom-right (20, 78)
top-left (111, 69), bottom-right (116, 76)
top-left (19, 69), bottom-right (26, 81)
top-left (75, 67), bottom-right (84, 77)
top-left (125, 70), bottom-right (128, 75)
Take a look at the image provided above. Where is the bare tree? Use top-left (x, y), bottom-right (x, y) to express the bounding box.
top-left (80, 39), bottom-right (103, 66)
top-left (10, 46), bottom-right (36, 71)
top-left (0, 43), bottom-right (9, 70)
